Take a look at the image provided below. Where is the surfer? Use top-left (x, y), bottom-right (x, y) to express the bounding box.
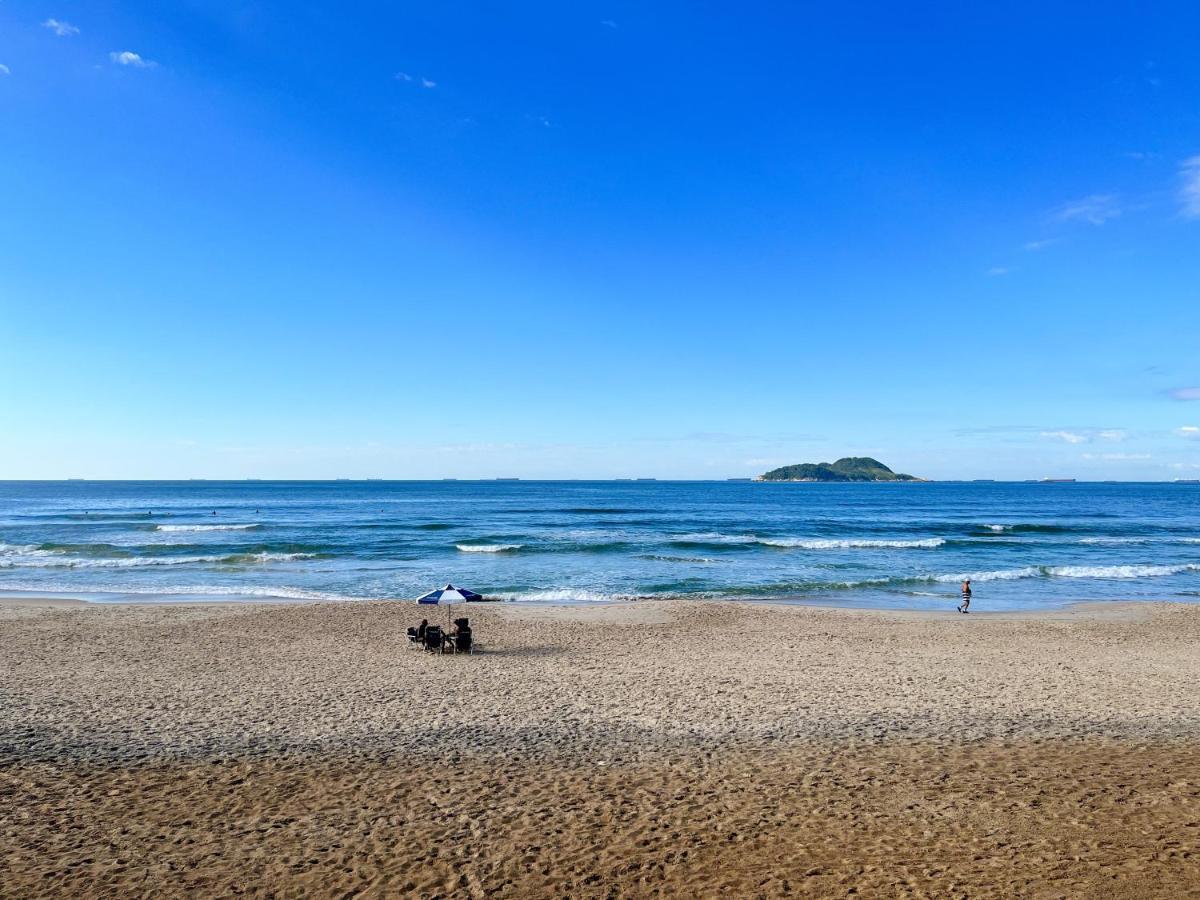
top-left (958, 579), bottom-right (972, 613)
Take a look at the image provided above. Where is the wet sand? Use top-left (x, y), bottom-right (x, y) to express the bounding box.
top-left (2, 599), bottom-right (1199, 897)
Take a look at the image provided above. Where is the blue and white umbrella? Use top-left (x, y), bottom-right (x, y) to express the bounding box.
top-left (415, 583), bottom-right (483, 633)
top-left (416, 584), bottom-right (483, 606)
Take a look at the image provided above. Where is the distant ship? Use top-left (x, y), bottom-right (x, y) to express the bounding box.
top-left (1039, 478), bottom-right (1077, 483)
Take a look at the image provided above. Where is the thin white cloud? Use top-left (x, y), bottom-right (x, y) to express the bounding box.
top-left (0, 64), bottom-right (9, 76)
top-left (601, 19), bottom-right (618, 28)
top-left (43, 18), bottom-right (80, 37)
top-left (1180, 155), bottom-right (1200, 220)
top-left (1097, 430), bottom-right (1127, 442)
top-left (1082, 452), bottom-right (1151, 460)
top-left (986, 266), bottom-right (1009, 277)
top-left (110, 50), bottom-right (156, 68)
top-left (1170, 387), bottom-right (1200, 401)
top-left (1023, 238), bottom-right (1057, 251)
top-left (395, 72), bottom-right (435, 88)
top-left (1052, 194), bottom-right (1121, 226)
top-left (1176, 426), bottom-right (1200, 439)
top-left (1041, 430), bottom-right (1089, 444)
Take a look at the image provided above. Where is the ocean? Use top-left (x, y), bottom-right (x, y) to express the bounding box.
top-left (1, 480), bottom-right (1198, 610)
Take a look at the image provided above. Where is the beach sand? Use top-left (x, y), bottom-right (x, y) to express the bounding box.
top-left (2, 598), bottom-right (1199, 897)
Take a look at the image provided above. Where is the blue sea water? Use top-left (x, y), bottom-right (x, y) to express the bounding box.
top-left (1, 480), bottom-right (1198, 610)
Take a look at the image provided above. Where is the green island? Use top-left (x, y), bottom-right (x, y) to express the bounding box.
top-left (757, 457), bottom-right (922, 482)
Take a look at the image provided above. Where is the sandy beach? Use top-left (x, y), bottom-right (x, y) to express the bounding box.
top-left (3, 598), bottom-right (1199, 898)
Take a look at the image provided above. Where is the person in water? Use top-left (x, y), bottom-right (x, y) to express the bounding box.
top-left (958, 579), bottom-right (972, 613)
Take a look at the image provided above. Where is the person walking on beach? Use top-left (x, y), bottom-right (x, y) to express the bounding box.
top-left (958, 579), bottom-right (972, 613)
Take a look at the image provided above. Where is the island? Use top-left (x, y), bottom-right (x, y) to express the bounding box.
top-left (757, 457), bottom-right (922, 482)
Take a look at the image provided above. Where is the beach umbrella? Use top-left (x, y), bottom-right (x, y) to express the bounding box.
top-left (415, 584), bottom-right (482, 633)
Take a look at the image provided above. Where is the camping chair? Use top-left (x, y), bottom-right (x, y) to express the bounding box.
top-left (423, 625), bottom-right (445, 653)
top-left (406, 626), bottom-right (421, 647)
top-left (449, 617), bottom-right (473, 655)
top-left (451, 626), bottom-right (473, 654)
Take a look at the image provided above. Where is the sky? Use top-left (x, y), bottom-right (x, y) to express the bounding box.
top-left (1, 2), bottom-right (1199, 480)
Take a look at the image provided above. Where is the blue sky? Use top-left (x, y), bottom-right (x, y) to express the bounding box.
top-left (1, 2), bottom-right (1199, 480)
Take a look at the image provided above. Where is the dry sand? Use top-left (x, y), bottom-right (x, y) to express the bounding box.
top-left (2, 598), bottom-right (1199, 897)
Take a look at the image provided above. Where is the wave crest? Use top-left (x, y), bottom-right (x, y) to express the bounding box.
top-left (503, 589), bottom-right (631, 603)
top-left (155, 524), bottom-right (261, 532)
top-left (1046, 563), bottom-right (1200, 579)
top-left (761, 537), bottom-right (945, 550)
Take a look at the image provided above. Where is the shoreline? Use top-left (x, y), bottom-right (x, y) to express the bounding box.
top-left (2, 586), bottom-right (1193, 617)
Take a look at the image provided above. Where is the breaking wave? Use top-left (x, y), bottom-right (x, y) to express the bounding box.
top-left (0, 545), bottom-right (316, 569)
top-left (455, 543), bottom-right (523, 553)
top-left (1045, 563), bottom-right (1200, 579)
top-left (760, 537), bottom-right (946, 550)
top-left (502, 589), bottom-right (633, 603)
top-left (932, 567), bottom-right (1043, 583)
top-left (155, 524), bottom-right (261, 533)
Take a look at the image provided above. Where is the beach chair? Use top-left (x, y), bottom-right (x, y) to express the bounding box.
top-left (406, 626), bottom-right (421, 646)
top-left (448, 617), bottom-right (473, 655)
top-left (423, 625), bottom-right (445, 653)
top-left (452, 626), bottom-right (473, 654)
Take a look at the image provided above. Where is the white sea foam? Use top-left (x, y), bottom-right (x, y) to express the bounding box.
top-left (984, 524), bottom-right (1013, 532)
top-left (761, 537), bottom-right (945, 550)
top-left (1079, 537), bottom-right (1148, 544)
top-left (455, 543), bottom-right (522, 553)
top-left (933, 567), bottom-right (1042, 583)
top-left (0, 542), bottom-right (48, 556)
top-left (155, 524), bottom-right (260, 532)
top-left (504, 589), bottom-right (631, 603)
top-left (0, 584), bottom-right (373, 603)
top-left (1046, 563), bottom-right (1200, 579)
top-left (0, 551), bottom-right (314, 569)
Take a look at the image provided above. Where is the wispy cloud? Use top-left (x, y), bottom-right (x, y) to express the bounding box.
top-left (0, 64), bottom-right (9, 76)
top-left (1169, 387), bottom-right (1200, 401)
top-left (1052, 194), bottom-right (1121, 226)
top-left (1082, 452), bottom-right (1151, 460)
top-left (395, 72), bottom-right (436, 88)
top-left (1179, 156), bottom-right (1200, 219)
top-left (986, 266), bottom-right (1009, 277)
top-left (601, 19), bottom-right (618, 28)
top-left (42, 18), bottom-right (79, 37)
top-left (1041, 428), bottom-right (1126, 445)
top-left (1041, 430), bottom-right (1089, 444)
top-left (1176, 426), bottom-right (1200, 439)
top-left (1023, 238), bottom-right (1057, 251)
top-left (110, 50), bottom-right (156, 68)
